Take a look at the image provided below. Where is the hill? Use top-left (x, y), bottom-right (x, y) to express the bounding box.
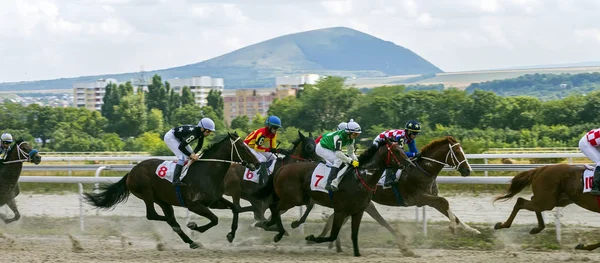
top-left (0, 27), bottom-right (442, 91)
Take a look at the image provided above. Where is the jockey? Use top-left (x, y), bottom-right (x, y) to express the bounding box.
top-left (315, 122), bottom-right (347, 144)
top-left (374, 120), bottom-right (421, 187)
top-left (316, 119), bottom-right (361, 191)
top-left (163, 118), bottom-right (216, 186)
top-left (244, 115), bottom-right (281, 186)
top-left (0, 133), bottom-right (13, 162)
top-left (579, 128), bottom-right (600, 195)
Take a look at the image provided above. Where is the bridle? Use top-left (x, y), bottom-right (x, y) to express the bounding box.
top-left (2, 142), bottom-right (38, 164)
top-left (420, 142), bottom-right (472, 172)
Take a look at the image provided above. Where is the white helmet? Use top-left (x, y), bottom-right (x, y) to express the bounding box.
top-left (198, 118), bottom-right (216, 131)
top-left (336, 122), bottom-right (347, 131)
top-left (345, 119), bottom-right (361, 133)
top-left (1, 133), bottom-right (13, 143)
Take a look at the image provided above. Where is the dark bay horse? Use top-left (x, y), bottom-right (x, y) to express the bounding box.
top-left (84, 132), bottom-right (260, 249)
top-left (223, 130), bottom-right (318, 223)
top-left (253, 138), bottom-right (413, 257)
top-left (0, 140), bottom-right (42, 223)
top-left (493, 163), bottom-right (600, 250)
top-left (313, 136), bottom-right (478, 252)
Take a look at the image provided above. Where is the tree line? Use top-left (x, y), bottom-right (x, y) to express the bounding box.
top-left (2, 74), bottom-right (600, 154)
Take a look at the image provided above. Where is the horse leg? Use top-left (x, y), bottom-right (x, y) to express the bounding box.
top-left (315, 211), bottom-right (346, 252)
top-left (155, 201), bottom-right (200, 249)
top-left (305, 211), bottom-right (346, 244)
top-left (416, 194), bottom-right (480, 235)
top-left (135, 189), bottom-right (167, 221)
top-left (363, 202), bottom-right (416, 256)
top-left (271, 201), bottom-right (294, 242)
top-left (292, 201), bottom-right (314, 229)
top-left (218, 197), bottom-right (240, 242)
top-left (0, 198), bottom-right (20, 224)
top-left (576, 242), bottom-right (600, 251)
top-left (186, 203), bottom-right (219, 234)
top-left (529, 211), bottom-right (546, 234)
top-left (349, 211), bottom-right (364, 257)
top-left (494, 197), bottom-right (546, 232)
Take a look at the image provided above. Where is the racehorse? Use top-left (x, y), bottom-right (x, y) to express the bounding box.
top-left (493, 163), bottom-right (600, 250)
top-left (0, 139), bottom-right (42, 223)
top-left (83, 132), bottom-right (260, 249)
top-left (310, 136), bottom-right (478, 252)
top-left (252, 137), bottom-right (414, 257)
top-left (223, 130), bottom-right (318, 223)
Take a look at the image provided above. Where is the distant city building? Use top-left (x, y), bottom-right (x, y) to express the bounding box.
top-left (73, 78), bottom-right (117, 111)
top-left (166, 76), bottom-right (224, 107)
top-left (222, 74), bottom-right (320, 125)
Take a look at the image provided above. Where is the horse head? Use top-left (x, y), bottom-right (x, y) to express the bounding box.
top-left (6, 140), bottom-right (41, 165)
top-left (418, 136), bottom-right (472, 177)
top-left (228, 132), bottom-right (260, 171)
top-left (290, 130), bottom-right (318, 161)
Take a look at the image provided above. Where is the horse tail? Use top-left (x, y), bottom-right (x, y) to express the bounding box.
top-left (83, 173), bottom-right (131, 209)
top-left (494, 168), bottom-right (537, 202)
top-left (251, 172), bottom-right (275, 200)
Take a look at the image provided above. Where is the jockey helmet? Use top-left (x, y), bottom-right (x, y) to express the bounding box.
top-left (198, 118), bottom-right (216, 131)
top-left (345, 119), bottom-right (361, 133)
top-left (1, 133), bottom-right (13, 143)
top-left (265, 116), bottom-right (282, 128)
top-left (336, 122), bottom-right (347, 131)
top-left (405, 120), bottom-right (421, 135)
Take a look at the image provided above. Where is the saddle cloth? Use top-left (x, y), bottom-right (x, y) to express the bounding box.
top-left (310, 163), bottom-right (334, 193)
top-left (243, 160), bottom-right (276, 184)
top-left (155, 160), bottom-right (191, 183)
top-left (583, 164), bottom-right (595, 193)
top-left (377, 169), bottom-right (402, 189)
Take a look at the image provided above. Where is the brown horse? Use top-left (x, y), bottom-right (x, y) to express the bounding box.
top-left (306, 136), bottom-right (478, 252)
top-left (0, 140), bottom-right (42, 223)
top-left (223, 130), bottom-right (318, 223)
top-left (252, 138), bottom-right (413, 257)
top-left (84, 132), bottom-right (260, 249)
top-left (493, 163), bottom-right (600, 250)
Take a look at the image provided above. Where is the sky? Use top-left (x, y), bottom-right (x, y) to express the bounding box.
top-left (1, 0), bottom-right (600, 82)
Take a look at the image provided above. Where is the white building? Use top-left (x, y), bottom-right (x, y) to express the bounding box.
top-left (73, 78), bottom-right (117, 111)
top-left (167, 76), bottom-right (224, 107)
top-left (275, 74), bottom-right (321, 90)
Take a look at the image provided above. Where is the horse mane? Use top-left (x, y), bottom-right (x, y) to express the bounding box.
top-left (357, 140), bottom-right (386, 164)
top-left (202, 133), bottom-right (235, 155)
top-left (420, 136), bottom-right (457, 155)
top-left (5, 139), bottom-right (25, 158)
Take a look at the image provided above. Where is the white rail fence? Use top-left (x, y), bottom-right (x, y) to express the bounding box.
top-left (11, 152), bottom-right (591, 243)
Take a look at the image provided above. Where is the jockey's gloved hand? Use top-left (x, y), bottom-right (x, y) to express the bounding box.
top-left (351, 160), bottom-right (359, 168)
top-left (414, 152), bottom-right (421, 159)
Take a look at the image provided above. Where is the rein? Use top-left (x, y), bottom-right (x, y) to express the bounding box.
top-left (417, 142), bottom-right (471, 176)
top-left (2, 142), bottom-right (38, 164)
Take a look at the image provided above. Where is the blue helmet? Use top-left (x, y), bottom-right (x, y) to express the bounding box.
top-left (265, 116), bottom-right (282, 128)
top-left (405, 120), bottom-right (421, 135)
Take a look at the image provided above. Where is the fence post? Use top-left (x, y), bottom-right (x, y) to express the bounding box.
top-left (78, 183), bottom-right (85, 232)
top-left (484, 158), bottom-right (488, 177)
top-left (555, 207), bottom-right (561, 243)
top-left (422, 207), bottom-right (427, 236)
top-left (298, 206), bottom-right (304, 236)
top-left (415, 206), bottom-right (419, 223)
top-left (94, 166), bottom-right (108, 193)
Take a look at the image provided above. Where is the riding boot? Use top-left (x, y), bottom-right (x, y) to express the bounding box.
top-left (591, 166), bottom-right (600, 195)
top-left (258, 162), bottom-right (269, 187)
top-left (172, 164), bottom-right (187, 187)
top-left (383, 168), bottom-right (398, 187)
top-left (325, 166), bottom-right (340, 191)
top-left (329, 166), bottom-right (347, 192)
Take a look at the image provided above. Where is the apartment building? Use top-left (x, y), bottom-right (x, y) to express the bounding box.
top-left (222, 74), bottom-right (321, 125)
top-left (73, 78), bottom-right (117, 111)
top-left (166, 76), bottom-right (224, 107)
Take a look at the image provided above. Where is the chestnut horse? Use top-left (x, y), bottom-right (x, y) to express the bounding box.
top-left (223, 130), bottom-right (318, 223)
top-left (312, 136), bottom-right (478, 252)
top-left (252, 137), bottom-right (413, 257)
top-left (494, 163), bottom-right (600, 250)
top-left (84, 132), bottom-right (260, 249)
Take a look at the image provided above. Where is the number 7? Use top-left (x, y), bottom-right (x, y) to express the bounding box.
top-left (315, 175), bottom-right (324, 187)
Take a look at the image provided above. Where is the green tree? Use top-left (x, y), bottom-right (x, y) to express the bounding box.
top-left (147, 108), bottom-right (165, 133)
top-left (114, 93), bottom-right (148, 137)
top-left (230, 115), bottom-right (250, 131)
top-left (181, 86), bottom-right (195, 107)
top-left (207, 89), bottom-right (224, 120)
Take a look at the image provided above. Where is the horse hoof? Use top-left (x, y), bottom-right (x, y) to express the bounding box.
top-left (291, 221), bottom-right (300, 229)
top-left (353, 252), bottom-right (361, 257)
top-left (190, 242), bottom-right (201, 249)
top-left (274, 234), bottom-right (283, 243)
top-left (493, 222), bottom-right (503, 230)
top-left (305, 235), bottom-right (315, 242)
top-left (187, 222), bottom-right (197, 230)
top-left (529, 228), bottom-right (542, 234)
top-left (576, 244), bottom-right (585, 250)
top-left (227, 233), bottom-right (235, 243)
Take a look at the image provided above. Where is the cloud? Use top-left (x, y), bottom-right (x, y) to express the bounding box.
top-left (1, 0), bottom-right (600, 82)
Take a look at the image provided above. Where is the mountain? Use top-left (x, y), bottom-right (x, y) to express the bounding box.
top-left (0, 27), bottom-right (442, 92)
